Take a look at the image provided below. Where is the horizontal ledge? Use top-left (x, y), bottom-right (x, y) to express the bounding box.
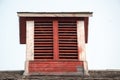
top-left (27, 72), bottom-right (84, 76)
top-left (17, 12), bottom-right (93, 17)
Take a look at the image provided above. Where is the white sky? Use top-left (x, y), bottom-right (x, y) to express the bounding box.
top-left (0, 0), bottom-right (120, 70)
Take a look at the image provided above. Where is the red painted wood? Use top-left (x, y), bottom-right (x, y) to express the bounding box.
top-left (29, 61), bottom-right (83, 72)
top-left (34, 21), bottom-right (54, 60)
top-left (19, 17), bottom-right (26, 44)
top-left (18, 15), bottom-right (91, 74)
top-left (84, 17), bottom-right (89, 43)
top-left (53, 21), bottom-right (59, 60)
top-left (19, 17), bottom-right (89, 44)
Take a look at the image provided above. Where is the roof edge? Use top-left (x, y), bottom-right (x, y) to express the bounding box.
top-left (17, 12), bottom-right (93, 17)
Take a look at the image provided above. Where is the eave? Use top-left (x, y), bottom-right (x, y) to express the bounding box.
top-left (17, 12), bottom-right (92, 17)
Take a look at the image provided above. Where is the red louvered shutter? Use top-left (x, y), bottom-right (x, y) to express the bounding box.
top-left (58, 21), bottom-right (78, 60)
top-left (34, 20), bottom-right (78, 60)
top-left (34, 21), bottom-right (53, 60)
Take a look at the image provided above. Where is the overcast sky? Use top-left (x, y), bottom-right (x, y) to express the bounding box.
top-left (0, 0), bottom-right (120, 70)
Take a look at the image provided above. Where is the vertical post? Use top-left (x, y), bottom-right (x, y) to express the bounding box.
top-left (53, 20), bottom-right (59, 60)
top-left (25, 21), bottom-right (34, 75)
top-left (77, 21), bottom-right (89, 75)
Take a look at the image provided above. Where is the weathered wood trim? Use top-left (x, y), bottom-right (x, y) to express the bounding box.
top-left (17, 12), bottom-right (92, 17)
top-left (24, 61), bottom-right (29, 75)
top-left (25, 21), bottom-right (34, 74)
top-left (26, 21), bottom-right (34, 61)
top-left (77, 21), bottom-right (86, 61)
top-left (77, 21), bottom-right (88, 75)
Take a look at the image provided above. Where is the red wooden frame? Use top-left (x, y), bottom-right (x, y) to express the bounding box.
top-left (53, 21), bottom-right (59, 60)
top-left (19, 17), bottom-right (89, 44)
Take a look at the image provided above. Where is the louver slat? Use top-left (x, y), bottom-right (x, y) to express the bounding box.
top-left (59, 21), bottom-right (78, 60)
top-left (34, 22), bottom-right (53, 60)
